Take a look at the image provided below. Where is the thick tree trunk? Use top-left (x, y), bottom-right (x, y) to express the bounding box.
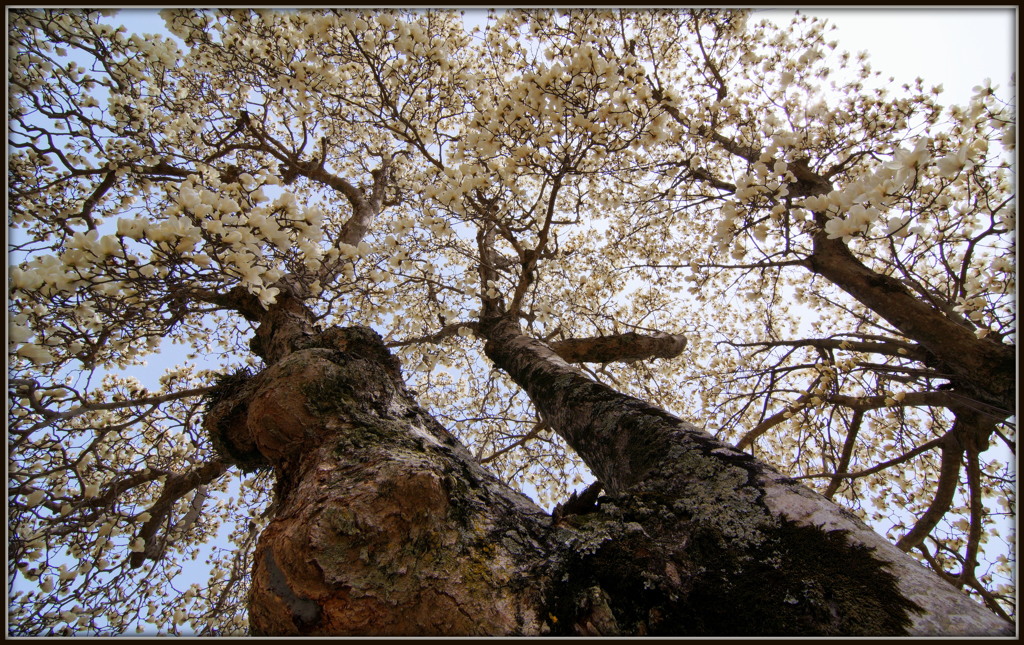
top-left (204, 326), bottom-right (555, 635)
top-left (204, 319), bottom-right (1012, 635)
top-left (480, 315), bottom-right (1014, 636)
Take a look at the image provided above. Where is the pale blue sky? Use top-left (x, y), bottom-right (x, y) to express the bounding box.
top-left (112, 7), bottom-right (1015, 108)
top-left (760, 8), bottom-right (1015, 106)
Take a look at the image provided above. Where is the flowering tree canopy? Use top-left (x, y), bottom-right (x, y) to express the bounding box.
top-left (8, 8), bottom-right (1015, 635)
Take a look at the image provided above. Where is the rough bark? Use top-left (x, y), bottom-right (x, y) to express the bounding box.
top-left (202, 316), bottom-right (1011, 635)
top-left (479, 315), bottom-right (1013, 636)
top-left (549, 331), bottom-right (687, 364)
top-left (204, 326), bottom-right (554, 635)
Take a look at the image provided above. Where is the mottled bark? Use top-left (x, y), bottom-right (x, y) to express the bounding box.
top-left (196, 279), bottom-right (317, 364)
top-left (202, 315), bottom-right (1010, 635)
top-left (549, 331), bottom-right (687, 364)
top-left (482, 317), bottom-right (678, 494)
top-left (479, 315), bottom-right (1013, 636)
top-left (205, 326), bottom-right (554, 635)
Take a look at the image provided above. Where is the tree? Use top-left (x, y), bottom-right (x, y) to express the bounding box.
top-left (7, 8), bottom-right (1014, 636)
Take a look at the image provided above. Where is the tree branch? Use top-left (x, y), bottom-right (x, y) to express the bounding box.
top-left (823, 408), bottom-right (864, 500)
top-left (548, 331), bottom-right (687, 364)
top-left (129, 458), bottom-right (229, 568)
top-left (959, 420), bottom-right (994, 588)
top-left (895, 429), bottom-right (964, 552)
top-left (734, 390), bottom-right (813, 451)
top-left (727, 336), bottom-right (928, 362)
top-left (807, 216), bottom-right (1015, 417)
top-left (793, 433), bottom-right (947, 483)
top-left (385, 322), bottom-right (480, 349)
top-left (479, 421), bottom-right (547, 465)
top-left (22, 385), bottom-right (217, 434)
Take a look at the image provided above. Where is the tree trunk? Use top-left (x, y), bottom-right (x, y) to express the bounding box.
top-left (204, 326), bottom-right (554, 635)
top-left (480, 315), bottom-right (1013, 636)
top-left (204, 320), bottom-right (1012, 635)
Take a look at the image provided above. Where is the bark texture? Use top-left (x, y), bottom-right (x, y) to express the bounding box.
top-left (480, 315), bottom-right (1014, 636)
top-left (204, 319), bottom-right (1012, 635)
top-left (205, 326), bottom-right (553, 635)
top-left (549, 331), bottom-right (687, 364)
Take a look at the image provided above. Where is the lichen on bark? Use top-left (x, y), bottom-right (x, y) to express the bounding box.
top-left (225, 325), bottom-right (553, 635)
top-left (479, 314), bottom-right (1011, 636)
top-left (208, 322), bottom-right (1009, 636)
top-left (536, 428), bottom-right (923, 635)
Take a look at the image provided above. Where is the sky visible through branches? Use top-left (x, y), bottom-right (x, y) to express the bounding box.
top-left (7, 6), bottom-right (1015, 635)
top-left (111, 0), bottom-right (1020, 576)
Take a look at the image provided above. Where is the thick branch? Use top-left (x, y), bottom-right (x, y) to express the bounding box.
top-left (480, 315), bottom-right (1012, 634)
top-left (895, 429), bottom-right (964, 552)
top-left (958, 416), bottom-right (995, 586)
top-left (549, 331), bottom-right (687, 364)
top-left (808, 222), bottom-right (1015, 417)
top-left (481, 315), bottom-right (676, 493)
top-left (129, 458), bottom-right (229, 568)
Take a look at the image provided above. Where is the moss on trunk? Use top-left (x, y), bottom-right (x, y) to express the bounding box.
top-left (209, 324), bottom-right (1010, 636)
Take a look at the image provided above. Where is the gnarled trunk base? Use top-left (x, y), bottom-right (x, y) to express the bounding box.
top-left (203, 325), bottom-right (1012, 636)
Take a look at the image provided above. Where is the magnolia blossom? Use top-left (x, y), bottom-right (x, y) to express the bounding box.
top-left (823, 216), bottom-right (862, 242)
top-left (9, 322), bottom-right (33, 344)
top-left (885, 137), bottom-right (931, 185)
top-left (885, 215), bottom-right (912, 236)
top-left (258, 286), bottom-right (281, 308)
top-left (116, 218), bottom-right (147, 240)
top-left (16, 343), bottom-right (54, 364)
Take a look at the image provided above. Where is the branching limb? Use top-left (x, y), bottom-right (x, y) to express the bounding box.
top-left (508, 174), bottom-right (563, 315)
top-left (129, 459), bottom-right (229, 568)
top-left (959, 422), bottom-right (994, 588)
top-left (19, 385), bottom-right (217, 434)
top-left (735, 390), bottom-right (814, 451)
top-left (915, 540), bottom-right (1014, 623)
top-left (479, 421), bottom-right (547, 465)
top-left (476, 218), bottom-right (506, 319)
top-left (793, 433), bottom-right (947, 483)
top-left (726, 336), bottom-right (928, 362)
top-left (385, 322), bottom-right (480, 349)
top-left (823, 408), bottom-right (864, 500)
top-left (895, 427), bottom-right (964, 552)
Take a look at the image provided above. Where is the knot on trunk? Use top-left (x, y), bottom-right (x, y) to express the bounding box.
top-left (204, 326), bottom-right (404, 471)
